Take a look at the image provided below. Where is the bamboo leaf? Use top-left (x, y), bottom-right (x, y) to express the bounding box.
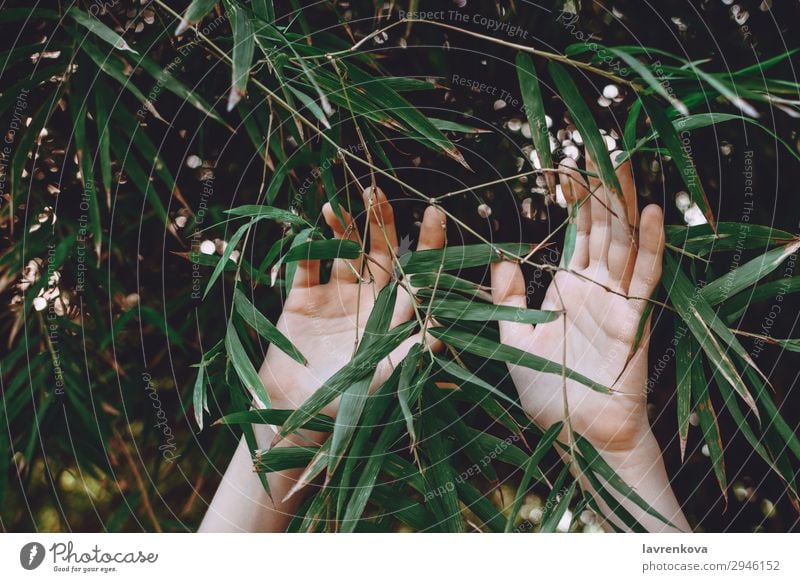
top-left (215, 408), bottom-right (335, 432)
top-left (279, 322), bottom-right (416, 438)
top-left (68, 7), bottom-right (137, 53)
top-left (548, 62), bottom-right (624, 214)
top-left (608, 48), bottom-right (687, 114)
top-left (429, 297), bottom-right (559, 324)
top-left (204, 219), bottom-right (254, 298)
top-left (340, 408), bottom-right (406, 532)
top-left (692, 356), bottom-right (728, 502)
top-left (282, 239), bottom-right (362, 263)
top-left (233, 288), bottom-right (307, 364)
top-left (663, 253), bottom-right (760, 418)
top-left (700, 240), bottom-right (800, 306)
top-left (402, 243), bottom-right (533, 273)
top-left (70, 96), bottom-right (102, 261)
top-left (516, 53), bottom-right (553, 187)
top-left (574, 435), bottom-right (677, 529)
top-left (429, 327), bottom-right (611, 394)
top-left (225, 204), bottom-right (309, 225)
top-left (225, 320), bottom-right (271, 408)
top-left (227, 1), bottom-right (255, 110)
top-left (176, 0), bottom-right (219, 35)
top-left (505, 421), bottom-right (563, 532)
top-left (253, 445), bottom-right (318, 473)
top-left (192, 361), bottom-right (207, 430)
top-left (541, 473), bottom-right (576, 533)
top-left (640, 95), bottom-right (715, 229)
top-left (397, 344), bottom-right (423, 445)
top-left (675, 331), bottom-right (693, 462)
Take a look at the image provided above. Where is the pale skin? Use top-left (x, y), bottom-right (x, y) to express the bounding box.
top-left (199, 151), bottom-right (690, 533)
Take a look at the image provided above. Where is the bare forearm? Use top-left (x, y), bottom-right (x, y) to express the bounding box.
top-left (574, 431), bottom-right (690, 533)
top-left (198, 426), bottom-right (313, 532)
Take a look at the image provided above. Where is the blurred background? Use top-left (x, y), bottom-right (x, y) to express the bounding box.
top-left (1, 0), bottom-right (799, 532)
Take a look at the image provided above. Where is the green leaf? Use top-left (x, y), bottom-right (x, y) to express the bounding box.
top-left (608, 48), bottom-right (687, 114)
top-left (674, 331), bottom-right (693, 461)
top-left (420, 415), bottom-right (466, 532)
top-left (456, 480), bottom-right (506, 532)
top-left (68, 7), bottom-right (137, 53)
top-left (330, 283), bottom-right (408, 474)
top-left (287, 85), bottom-right (330, 129)
top-left (429, 297), bottom-right (559, 324)
top-left (409, 272), bottom-right (492, 301)
top-left (340, 408), bottom-right (406, 532)
top-left (505, 421), bottom-right (562, 532)
top-left (663, 253), bottom-right (760, 417)
top-left (192, 361), bottom-right (207, 430)
top-left (204, 219), bottom-right (253, 298)
top-left (337, 367), bottom-right (402, 522)
top-left (215, 409), bottom-right (335, 432)
top-left (283, 239), bottom-right (362, 263)
top-left (226, 1), bottom-right (255, 110)
top-left (253, 445), bottom-right (318, 473)
top-left (77, 39), bottom-right (161, 121)
top-left (540, 472), bottom-right (577, 533)
top-left (225, 320), bottom-right (271, 408)
top-left (575, 435), bottom-right (677, 529)
top-left (429, 118), bottom-right (490, 134)
top-left (622, 98), bottom-right (642, 152)
top-left (251, 0), bottom-right (275, 22)
top-left (700, 240), bottom-right (800, 306)
top-left (666, 222), bottom-right (795, 258)
top-left (688, 64), bottom-right (758, 118)
top-left (136, 53), bottom-right (223, 124)
top-left (225, 204), bottom-right (308, 225)
top-left (429, 327), bottom-right (611, 394)
top-left (575, 455), bottom-right (648, 533)
top-left (70, 96), bottom-right (102, 262)
top-left (402, 243), bottom-right (533, 273)
top-left (640, 96), bottom-right (715, 228)
top-left (176, 0), bottom-right (219, 35)
top-left (516, 53), bottom-right (553, 185)
top-left (692, 356), bottom-right (728, 502)
top-left (233, 288), bottom-right (306, 364)
top-left (548, 62), bottom-right (624, 214)
top-left (93, 85), bottom-right (112, 207)
top-left (397, 345), bottom-right (424, 445)
top-left (279, 321), bottom-right (416, 438)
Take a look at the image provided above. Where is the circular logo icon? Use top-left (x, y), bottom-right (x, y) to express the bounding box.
top-left (20, 542), bottom-right (46, 570)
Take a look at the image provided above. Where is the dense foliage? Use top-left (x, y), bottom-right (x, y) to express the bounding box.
top-left (1, 0), bottom-right (799, 532)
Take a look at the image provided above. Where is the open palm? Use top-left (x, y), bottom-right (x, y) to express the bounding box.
top-left (491, 153), bottom-right (666, 453)
top-left (258, 187), bottom-right (445, 416)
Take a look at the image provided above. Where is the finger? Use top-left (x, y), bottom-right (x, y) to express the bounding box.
top-left (490, 260), bottom-right (532, 342)
top-left (558, 158), bottom-right (591, 271)
top-left (323, 202), bottom-right (361, 283)
top-left (292, 259), bottom-right (320, 289)
top-left (585, 149), bottom-right (612, 270)
top-left (417, 205), bottom-right (447, 252)
top-left (392, 205), bottom-right (447, 326)
top-left (628, 204), bottom-right (664, 299)
top-left (607, 152), bottom-right (639, 291)
top-left (363, 186), bottom-right (398, 286)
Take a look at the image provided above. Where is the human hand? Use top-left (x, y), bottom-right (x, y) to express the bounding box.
top-left (258, 187), bottom-right (446, 418)
top-left (490, 151), bottom-right (665, 454)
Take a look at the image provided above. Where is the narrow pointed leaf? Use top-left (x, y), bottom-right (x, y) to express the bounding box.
top-left (225, 320), bottom-right (271, 407)
top-left (430, 327), bottom-right (611, 394)
top-left (233, 288), bottom-right (306, 364)
top-left (505, 421), bottom-right (563, 532)
top-left (516, 53), bottom-right (553, 185)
